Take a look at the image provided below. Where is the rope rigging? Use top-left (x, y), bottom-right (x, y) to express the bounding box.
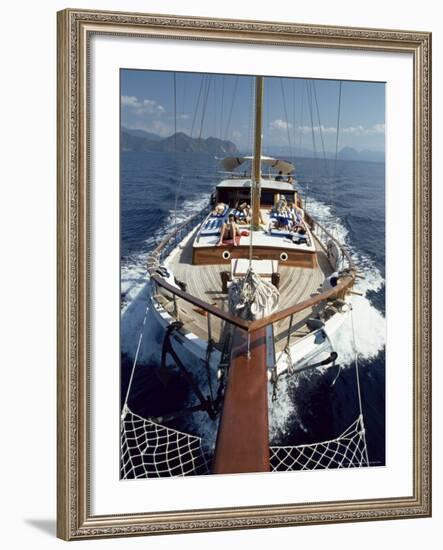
top-left (350, 303), bottom-right (370, 465)
top-left (297, 80), bottom-right (305, 158)
top-left (312, 81), bottom-right (329, 176)
top-left (331, 80), bottom-right (343, 237)
top-left (224, 76), bottom-right (239, 141)
top-left (198, 75), bottom-right (212, 142)
top-left (280, 78), bottom-right (294, 159)
top-left (172, 71), bottom-right (183, 229)
top-left (219, 76), bottom-right (225, 141)
top-left (190, 74), bottom-right (204, 138)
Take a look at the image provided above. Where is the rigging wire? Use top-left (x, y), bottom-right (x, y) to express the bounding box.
top-left (312, 79), bottom-right (333, 234)
top-left (173, 71), bottom-right (177, 142)
top-left (219, 76), bottom-right (225, 141)
top-left (334, 81), bottom-right (343, 173)
top-left (249, 76), bottom-right (255, 267)
top-left (305, 80), bottom-right (321, 210)
top-left (198, 75), bottom-right (212, 141)
top-left (122, 302), bottom-right (150, 416)
top-left (280, 78), bottom-right (294, 159)
top-left (181, 72), bottom-right (187, 127)
top-left (224, 76), bottom-right (239, 141)
top-left (331, 81), bottom-right (343, 236)
top-left (312, 81), bottom-right (329, 176)
top-left (190, 74), bottom-right (205, 138)
top-left (350, 305), bottom-right (370, 466)
top-left (172, 71), bottom-right (181, 229)
top-left (297, 81), bottom-right (305, 157)
top-left (213, 75), bottom-right (218, 141)
top-left (292, 79), bottom-right (297, 159)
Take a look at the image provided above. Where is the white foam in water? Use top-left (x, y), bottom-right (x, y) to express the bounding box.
top-left (267, 196), bottom-right (386, 441)
top-left (268, 375), bottom-right (299, 442)
top-left (120, 195), bottom-right (210, 315)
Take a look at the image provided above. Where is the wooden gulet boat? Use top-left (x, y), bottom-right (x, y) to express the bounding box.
top-left (146, 76), bottom-right (357, 475)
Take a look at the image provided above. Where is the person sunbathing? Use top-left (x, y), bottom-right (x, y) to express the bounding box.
top-left (236, 201), bottom-right (251, 224)
top-left (273, 198), bottom-right (291, 229)
top-left (291, 226), bottom-right (308, 244)
top-left (212, 202), bottom-right (227, 216)
top-left (288, 202), bottom-right (304, 231)
top-left (266, 201), bottom-right (288, 233)
top-left (217, 214), bottom-right (241, 246)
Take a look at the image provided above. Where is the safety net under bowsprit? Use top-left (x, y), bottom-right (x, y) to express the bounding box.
top-left (120, 406), bottom-right (368, 478)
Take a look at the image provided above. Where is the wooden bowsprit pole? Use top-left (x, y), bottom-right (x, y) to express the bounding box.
top-left (213, 327), bottom-right (270, 474)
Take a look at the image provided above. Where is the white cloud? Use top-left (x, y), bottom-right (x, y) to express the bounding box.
top-left (270, 119), bottom-right (292, 131)
top-left (296, 122), bottom-right (385, 136)
top-left (342, 123), bottom-right (385, 135)
top-left (370, 123), bottom-right (385, 134)
top-left (121, 95), bottom-right (165, 115)
top-left (124, 120), bottom-right (172, 137)
top-left (298, 124), bottom-right (337, 135)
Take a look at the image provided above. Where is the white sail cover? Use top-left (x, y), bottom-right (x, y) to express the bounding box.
top-left (219, 155), bottom-right (294, 174)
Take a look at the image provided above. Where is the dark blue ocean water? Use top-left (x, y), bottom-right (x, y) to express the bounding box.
top-left (120, 151), bottom-right (386, 469)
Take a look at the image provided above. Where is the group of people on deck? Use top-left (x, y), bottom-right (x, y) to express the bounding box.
top-left (269, 196), bottom-right (306, 235)
top-left (213, 200), bottom-right (251, 247)
top-left (275, 170), bottom-right (293, 184)
top-left (212, 193), bottom-right (306, 247)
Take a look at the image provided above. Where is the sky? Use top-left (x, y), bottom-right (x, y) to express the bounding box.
top-left (121, 69), bottom-right (385, 153)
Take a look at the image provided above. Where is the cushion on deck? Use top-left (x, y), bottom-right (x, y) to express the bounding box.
top-left (268, 229), bottom-right (308, 242)
top-left (200, 217), bottom-right (224, 236)
top-left (230, 208), bottom-right (247, 219)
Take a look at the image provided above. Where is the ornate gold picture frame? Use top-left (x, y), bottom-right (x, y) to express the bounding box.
top-left (57, 8), bottom-right (431, 540)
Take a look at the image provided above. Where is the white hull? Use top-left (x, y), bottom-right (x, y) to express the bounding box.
top-left (149, 284), bottom-right (350, 377)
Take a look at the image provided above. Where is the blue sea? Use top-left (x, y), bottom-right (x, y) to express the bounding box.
top-left (120, 151), bottom-right (386, 469)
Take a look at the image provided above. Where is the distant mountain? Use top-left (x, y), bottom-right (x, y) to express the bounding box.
top-left (338, 146), bottom-right (384, 163)
top-left (123, 127), bottom-right (162, 141)
top-left (121, 129), bottom-right (238, 155)
top-left (266, 144), bottom-right (384, 163)
top-left (337, 146), bottom-right (360, 161)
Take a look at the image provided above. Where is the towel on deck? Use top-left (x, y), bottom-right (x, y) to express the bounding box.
top-left (219, 235), bottom-right (242, 246)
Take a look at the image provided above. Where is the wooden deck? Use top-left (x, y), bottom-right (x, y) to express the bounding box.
top-left (159, 230), bottom-right (333, 354)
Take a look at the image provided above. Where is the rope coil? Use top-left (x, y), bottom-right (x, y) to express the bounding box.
top-left (228, 268), bottom-right (280, 321)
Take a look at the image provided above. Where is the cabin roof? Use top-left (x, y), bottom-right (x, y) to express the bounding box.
top-left (216, 178), bottom-right (294, 192)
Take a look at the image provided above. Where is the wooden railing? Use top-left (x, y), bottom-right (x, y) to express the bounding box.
top-left (304, 210), bottom-right (355, 273)
top-left (152, 205), bottom-right (211, 263)
top-left (148, 205), bottom-right (356, 335)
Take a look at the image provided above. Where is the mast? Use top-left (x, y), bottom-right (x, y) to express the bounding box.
top-left (212, 77), bottom-right (271, 474)
top-left (251, 76), bottom-right (264, 228)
